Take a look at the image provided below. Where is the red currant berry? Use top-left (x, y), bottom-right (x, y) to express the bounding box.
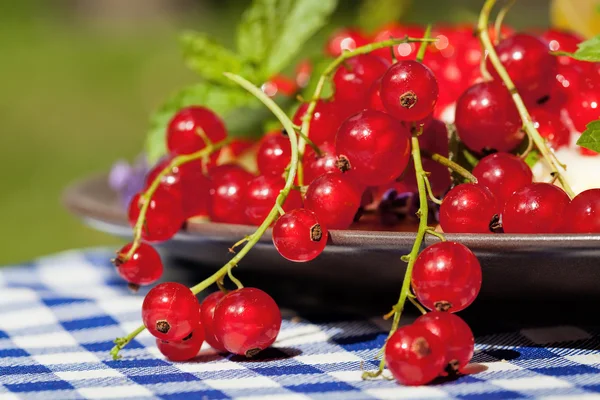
top-left (156, 324), bottom-right (204, 361)
top-left (208, 164), bottom-right (254, 224)
top-left (256, 132), bottom-right (291, 177)
top-left (415, 311), bottom-right (475, 374)
top-left (440, 183), bottom-right (499, 233)
top-left (366, 78), bottom-right (386, 112)
top-left (304, 172), bottom-right (363, 230)
top-left (560, 189), bottom-right (600, 233)
top-left (336, 110), bottom-right (411, 186)
top-left (541, 29), bottom-right (587, 68)
top-left (272, 208), bottom-right (328, 262)
top-left (128, 191), bottom-right (184, 242)
top-left (530, 107), bottom-right (570, 150)
top-left (213, 288), bottom-right (281, 357)
top-left (114, 243), bottom-right (163, 286)
top-left (303, 142), bottom-right (338, 185)
top-left (262, 74), bottom-right (297, 97)
top-left (472, 152), bottom-right (533, 207)
top-left (455, 81), bottom-right (524, 153)
top-left (295, 59), bottom-right (312, 89)
top-left (503, 183), bottom-right (571, 233)
top-left (412, 241), bottom-right (482, 313)
top-left (332, 54), bottom-right (390, 106)
top-left (199, 291), bottom-right (227, 352)
top-left (487, 33), bottom-right (558, 103)
top-left (372, 24), bottom-right (424, 62)
top-left (385, 324), bottom-right (446, 386)
top-left (293, 101), bottom-right (341, 145)
top-left (380, 60), bottom-right (439, 122)
top-left (325, 28), bottom-right (370, 57)
top-left (166, 106), bottom-right (227, 157)
top-left (244, 175), bottom-right (303, 226)
top-left (566, 81), bottom-right (600, 133)
top-left (142, 282), bottom-right (201, 341)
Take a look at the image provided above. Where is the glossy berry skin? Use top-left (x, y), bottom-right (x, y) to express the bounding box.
top-left (412, 241), bottom-right (482, 313)
top-left (541, 29), bottom-right (586, 68)
top-left (208, 164), bottom-right (254, 224)
top-left (199, 291), bottom-right (227, 352)
top-left (128, 190), bottom-right (184, 242)
top-left (503, 183), bottom-right (571, 234)
top-left (372, 24), bottom-right (424, 62)
top-left (142, 282), bottom-right (201, 341)
top-left (332, 54), bottom-right (390, 106)
top-left (415, 311), bottom-right (474, 373)
top-left (244, 176), bottom-right (303, 226)
top-left (385, 324), bottom-right (446, 386)
top-left (487, 33), bottom-right (558, 103)
top-left (366, 78), bottom-right (386, 112)
top-left (167, 106), bottom-right (227, 157)
top-left (303, 142), bottom-right (338, 185)
top-left (156, 324), bottom-right (205, 361)
top-left (115, 243), bottom-right (163, 286)
top-left (455, 81), bottom-right (524, 153)
top-left (213, 288), bottom-right (281, 357)
top-left (530, 108), bottom-right (570, 150)
top-left (272, 209), bottom-right (328, 262)
top-left (325, 28), bottom-right (370, 57)
top-left (547, 64), bottom-right (586, 110)
top-left (293, 101), bottom-right (341, 145)
top-left (560, 189), bottom-right (600, 233)
top-left (380, 60), bottom-right (439, 122)
top-left (304, 173), bottom-right (363, 230)
top-left (566, 83), bottom-right (600, 133)
top-left (439, 183), bottom-right (499, 234)
top-left (472, 153), bottom-right (533, 207)
top-left (336, 110), bottom-right (411, 186)
top-left (256, 133), bottom-right (292, 177)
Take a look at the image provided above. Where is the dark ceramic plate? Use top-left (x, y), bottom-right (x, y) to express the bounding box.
top-left (63, 174), bottom-right (600, 300)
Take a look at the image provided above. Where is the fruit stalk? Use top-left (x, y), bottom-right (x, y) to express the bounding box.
top-left (110, 72), bottom-right (301, 360)
top-left (478, 0), bottom-right (575, 198)
top-left (423, 151), bottom-right (478, 183)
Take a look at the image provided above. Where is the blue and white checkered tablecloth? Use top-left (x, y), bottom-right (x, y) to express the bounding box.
top-left (2, 249), bottom-right (600, 400)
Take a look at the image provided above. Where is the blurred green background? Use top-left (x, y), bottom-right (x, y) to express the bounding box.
top-left (0, 0), bottom-right (550, 264)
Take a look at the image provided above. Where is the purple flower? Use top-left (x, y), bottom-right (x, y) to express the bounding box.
top-left (108, 154), bottom-right (149, 209)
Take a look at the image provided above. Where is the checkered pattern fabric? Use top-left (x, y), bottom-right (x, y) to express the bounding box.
top-left (2, 249), bottom-right (600, 400)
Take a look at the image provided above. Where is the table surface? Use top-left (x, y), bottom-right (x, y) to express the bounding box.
top-left (2, 249), bottom-right (600, 400)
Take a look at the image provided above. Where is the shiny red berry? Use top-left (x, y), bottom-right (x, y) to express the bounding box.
top-left (560, 189), bottom-right (600, 233)
top-left (530, 107), bottom-right (570, 150)
top-left (325, 28), bottom-right (370, 57)
top-left (566, 82), bottom-right (600, 133)
top-left (380, 60), bottom-right (439, 122)
top-left (114, 243), bottom-right (163, 286)
top-left (142, 282), bottom-right (201, 341)
top-left (385, 324), bottom-right (446, 386)
top-left (440, 183), bottom-right (499, 233)
top-left (293, 101), bottom-right (341, 145)
top-left (199, 291), bottom-right (227, 352)
top-left (336, 110), bottom-right (411, 186)
top-left (488, 33), bottom-right (558, 103)
top-left (366, 78), bottom-right (386, 112)
top-left (302, 142), bottom-right (338, 185)
top-left (304, 173), bottom-right (363, 230)
top-left (156, 324), bottom-right (205, 361)
top-left (372, 24), bottom-right (424, 62)
top-left (127, 191), bottom-right (184, 242)
top-left (541, 29), bottom-right (587, 68)
top-left (415, 311), bottom-right (475, 374)
top-left (333, 54), bottom-right (390, 106)
top-left (472, 152), bottom-right (533, 207)
top-left (208, 164), bottom-right (254, 224)
top-left (256, 132), bottom-right (292, 177)
top-left (166, 106), bottom-right (227, 157)
top-left (412, 241), bottom-right (482, 313)
top-left (503, 183), bottom-right (571, 233)
top-left (272, 208), bottom-right (328, 262)
top-left (213, 288), bottom-right (281, 357)
top-left (244, 176), bottom-right (303, 226)
top-left (455, 81), bottom-right (524, 153)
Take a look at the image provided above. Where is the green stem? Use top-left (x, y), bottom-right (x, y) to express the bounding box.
top-left (478, 0), bottom-right (575, 199)
top-left (422, 150), bottom-right (478, 183)
top-left (423, 175), bottom-right (443, 205)
top-left (416, 25), bottom-right (432, 63)
top-left (110, 73), bottom-right (300, 360)
top-left (494, 0), bottom-right (515, 45)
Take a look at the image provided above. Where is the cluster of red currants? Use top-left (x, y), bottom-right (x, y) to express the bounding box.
top-left (142, 283), bottom-right (281, 361)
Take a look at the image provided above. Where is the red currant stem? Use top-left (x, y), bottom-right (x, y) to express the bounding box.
top-left (423, 175), bottom-right (443, 205)
top-left (294, 125), bottom-right (323, 157)
top-left (425, 228), bottom-right (446, 242)
top-left (478, 0), bottom-right (575, 199)
top-left (519, 130), bottom-right (534, 159)
top-left (422, 150), bottom-right (478, 183)
top-left (493, 0), bottom-right (515, 45)
top-left (408, 296), bottom-right (427, 315)
top-left (297, 36), bottom-right (438, 186)
top-left (229, 236), bottom-right (251, 254)
top-left (227, 265), bottom-right (244, 289)
top-left (415, 24), bottom-right (432, 63)
top-left (275, 200), bottom-right (286, 216)
top-left (110, 73), bottom-right (300, 360)
top-left (124, 138), bottom-right (231, 261)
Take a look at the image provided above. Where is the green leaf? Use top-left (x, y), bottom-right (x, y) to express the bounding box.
top-left (237, 0), bottom-right (337, 78)
top-left (557, 34), bottom-right (600, 62)
top-left (358, 0), bottom-right (412, 33)
top-left (144, 83), bottom-right (260, 164)
top-left (577, 120), bottom-right (600, 153)
top-left (180, 31), bottom-right (253, 84)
